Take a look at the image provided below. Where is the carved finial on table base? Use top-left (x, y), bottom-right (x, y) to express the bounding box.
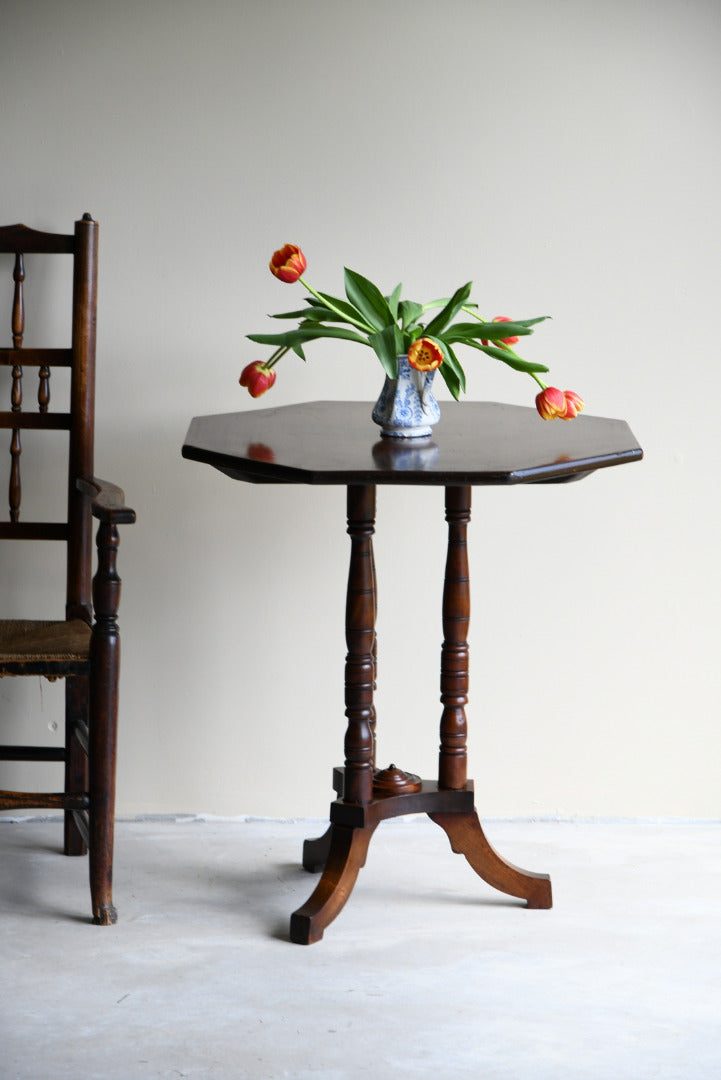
top-left (373, 764), bottom-right (422, 795)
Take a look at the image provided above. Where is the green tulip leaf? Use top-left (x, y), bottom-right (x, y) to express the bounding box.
top-left (269, 307), bottom-right (312, 320)
top-left (399, 299), bottom-right (424, 330)
top-left (386, 283), bottom-right (403, 321)
top-left (270, 305), bottom-right (350, 323)
top-left (423, 282), bottom-right (474, 338)
top-left (512, 316), bottom-right (551, 328)
top-left (465, 340), bottom-right (549, 373)
top-left (302, 306), bottom-right (359, 324)
top-left (369, 324), bottom-right (402, 378)
top-left (314, 290), bottom-right (375, 331)
top-left (433, 338), bottom-right (466, 394)
top-left (269, 291), bottom-right (375, 332)
top-left (438, 356), bottom-right (462, 400)
top-left (247, 326), bottom-right (370, 347)
top-left (444, 321), bottom-right (534, 341)
top-left (344, 268), bottom-right (395, 332)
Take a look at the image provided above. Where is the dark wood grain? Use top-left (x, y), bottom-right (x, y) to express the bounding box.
top-left (183, 400), bottom-right (642, 486)
top-left (12, 252), bottom-right (24, 348)
top-left (183, 399), bottom-right (641, 943)
top-left (87, 522), bottom-right (122, 924)
top-left (429, 810), bottom-right (552, 908)
top-left (438, 486), bottom-right (471, 791)
top-left (9, 252), bottom-right (23, 520)
top-left (290, 478), bottom-right (554, 943)
top-left (290, 824), bottom-right (376, 945)
top-left (64, 676), bottom-right (89, 856)
top-left (0, 348), bottom-right (73, 366)
top-left (0, 223), bottom-right (75, 254)
top-left (0, 216), bottom-right (134, 925)
top-left (342, 485), bottom-right (376, 806)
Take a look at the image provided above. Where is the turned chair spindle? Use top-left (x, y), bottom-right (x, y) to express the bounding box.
top-left (9, 252), bottom-right (24, 521)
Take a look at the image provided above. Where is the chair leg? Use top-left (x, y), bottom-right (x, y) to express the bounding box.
top-left (88, 677), bottom-right (118, 925)
top-left (88, 522), bottom-right (122, 925)
top-left (64, 675), bottom-right (89, 856)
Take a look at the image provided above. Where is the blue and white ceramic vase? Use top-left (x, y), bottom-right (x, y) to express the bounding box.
top-left (372, 354), bottom-right (441, 439)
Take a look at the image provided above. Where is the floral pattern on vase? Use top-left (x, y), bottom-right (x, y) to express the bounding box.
top-left (372, 354), bottom-right (441, 439)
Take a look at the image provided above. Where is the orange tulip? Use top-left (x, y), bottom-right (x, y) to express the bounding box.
top-left (407, 337), bottom-right (444, 372)
top-left (269, 244), bottom-right (307, 283)
top-left (535, 385), bottom-right (567, 420)
top-left (561, 390), bottom-right (585, 419)
top-left (239, 361), bottom-right (277, 398)
top-left (481, 316), bottom-right (520, 347)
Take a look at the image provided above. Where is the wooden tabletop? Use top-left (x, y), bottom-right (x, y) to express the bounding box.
top-left (182, 401), bottom-right (642, 486)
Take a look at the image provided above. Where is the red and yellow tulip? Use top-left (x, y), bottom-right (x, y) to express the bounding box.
top-left (239, 361), bottom-right (277, 398)
top-left (269, 244), bottom-right (307, 283)
top-left (407, 337), bottom-right (444, 372)
top-left (535, 386), bottom-right (585, 421)
top-left (535, 386), bottom-right (567, 420)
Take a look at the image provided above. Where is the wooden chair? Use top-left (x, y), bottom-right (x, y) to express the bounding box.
top-left (0, 214), bottom-right (135, 924)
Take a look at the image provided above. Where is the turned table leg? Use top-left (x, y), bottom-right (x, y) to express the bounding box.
top-left (342, 483), bottom-right (377, 806)
top-left (430, 485), bottom-right (552, 910)
top-left (292, 484), bottom-right (378, 943)
top-left (438, 485), bottom-right (471, 791)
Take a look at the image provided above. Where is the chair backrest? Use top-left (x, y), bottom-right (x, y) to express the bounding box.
top-left (0, 213), bottom-right (97, 623)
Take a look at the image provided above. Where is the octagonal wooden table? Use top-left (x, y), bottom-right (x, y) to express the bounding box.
top-left (183, 401), bottom-right (642, 944)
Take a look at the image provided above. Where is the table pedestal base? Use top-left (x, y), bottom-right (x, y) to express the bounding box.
top-left (290, 482), bottom-right (552, 945)
top-left (290, 771), bottom-right (552, 945)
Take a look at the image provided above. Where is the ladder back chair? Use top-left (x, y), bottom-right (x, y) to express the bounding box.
top-left (0, 214), bottom-right (135, 924)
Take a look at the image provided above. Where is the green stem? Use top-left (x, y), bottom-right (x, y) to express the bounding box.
top-left (266, 345), bottom-right (290, 369)
top-left (496, 344), bottom-right (547, 389)
top-left (461, 305), bottom-right (487, 323)
top-left (298, 277), bottom-right (373, 334)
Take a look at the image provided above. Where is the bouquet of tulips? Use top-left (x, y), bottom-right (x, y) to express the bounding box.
top-left (240, 244), bottom-right (583, 421)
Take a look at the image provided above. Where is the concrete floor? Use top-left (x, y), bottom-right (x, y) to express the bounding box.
top-left (1, 816), bottom-right (719, 1080)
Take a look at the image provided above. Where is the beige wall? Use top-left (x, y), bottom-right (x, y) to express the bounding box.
top-left (1, 0), bottom-right (719, 819)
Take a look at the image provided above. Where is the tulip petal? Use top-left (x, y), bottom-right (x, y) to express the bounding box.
top-left (239, 361), bottom-right (277, 398)
top-left (408, 337), bottom-right (444, 372)
top-left (269, 244), bottom-right (307, 283)
top-left (535, 386), bottom-right (567, 420)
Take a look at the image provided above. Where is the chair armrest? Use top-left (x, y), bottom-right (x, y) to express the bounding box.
top-left (76, 476), bottom-right (136, 525)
